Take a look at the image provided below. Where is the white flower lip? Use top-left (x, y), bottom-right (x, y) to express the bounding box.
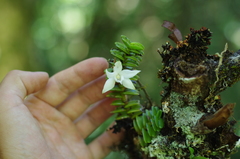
top-left (102, 61), bottom-right (141, 93)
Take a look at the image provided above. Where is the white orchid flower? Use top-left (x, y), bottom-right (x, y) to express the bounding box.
top-left (102, 61), bottom-right (141, 93)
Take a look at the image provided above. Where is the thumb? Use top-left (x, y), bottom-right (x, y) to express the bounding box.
top-left (0, 70), bottom-right (49, 111)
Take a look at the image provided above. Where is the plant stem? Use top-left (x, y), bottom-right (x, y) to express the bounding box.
top-left (137, 80), bottom-right (153, 109)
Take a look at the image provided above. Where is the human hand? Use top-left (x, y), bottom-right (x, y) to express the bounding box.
top-left (0, 57), bottom-right (124, 159)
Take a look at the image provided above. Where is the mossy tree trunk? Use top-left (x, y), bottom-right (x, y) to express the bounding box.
top-left (151, 25), bottom-right (240, 159)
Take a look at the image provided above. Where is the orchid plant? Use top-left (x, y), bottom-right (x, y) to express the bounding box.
top-left (102, 35), bottom-right (164, 150)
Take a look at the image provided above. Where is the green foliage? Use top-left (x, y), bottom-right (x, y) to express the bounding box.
top-left (110, 35), bottom-right (144, 70)
top-left (133, 106), bottom-right (164, 146)
top-left (107, 35), bottom-right (144, 120)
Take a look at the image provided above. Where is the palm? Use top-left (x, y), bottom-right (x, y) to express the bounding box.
top-left (25, 102), bottom-right (96, 159)
top-left (0, 58), bottom-right (123, 159)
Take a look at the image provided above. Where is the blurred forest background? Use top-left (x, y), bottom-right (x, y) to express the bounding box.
top-left (1, 0), bottom-right (240, 158)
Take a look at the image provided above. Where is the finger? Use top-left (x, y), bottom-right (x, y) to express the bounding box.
top-left (34, 57), bottom-right (108, 107)
top-left (88, 127), bottom-right (125, 159)
top-left (74, 98), bottom-right (116, 139)
top-left (57, 75), bottom-right (108, 121)
top-left (0, 70), bottom-right (49, 111)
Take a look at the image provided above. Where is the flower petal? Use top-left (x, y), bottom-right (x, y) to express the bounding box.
top-left (122, 78), bottom-right (135, 90)
top-left (121, 70), bottom-right (141, 78)
top-left (105, 69), bottom-right (115, 78)
top-left (102, 78), bottom-right (116, 93)
top-left (113, 61), bottom-right (122, 73)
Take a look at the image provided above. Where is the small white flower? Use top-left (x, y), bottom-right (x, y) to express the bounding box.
top-left (102, 61), bottom-right (141, 93)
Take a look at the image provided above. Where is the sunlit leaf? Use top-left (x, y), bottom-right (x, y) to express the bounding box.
top-left (115, 42), bottom-right (129, 53)
top-left (129, 42), bottom-right (145, 50)
top-left (121, 35), bottom-right (131, 48)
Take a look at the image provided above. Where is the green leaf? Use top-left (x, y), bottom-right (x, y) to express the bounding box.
top-left (189, 147), bottom-right (195, 159)
top-left (151, 106), bottom-right (158, 116)
top-left (115, 42), bottom-right (129, 53)
top-left (135, 55), bottom-right (143, 61)
top-left (129, 42), bottom-right (145, 50)
top-left (106, 68), bottom-right (113, 72)
top-left (127, 107), bottom-right (142, 113)
top-left (129, 52), bottom-right (137, 56)
top-left (110, 85), bottom-right (124, 91)
top-left (138, 136), bottom-right (146, 147)
top-left (131, 111), bottom-right (142, 119)
top-left (150, 119), bottom-right (159, 131)
top-left (154, 116), bottom-right (164, 129)
top-left (125, 59), bottom-right (139, 67)
top-left (111, 108), bottom-right (126, 113)
top-left (125, 55), bottom-right (142, 62)
top-left (125, 66), bottom-right (134, 70)
top-left (136, 116), bottom-right (144, 129)
top-left (126, 57), bottom-right (139, 63)
top-left (130, 50), bottom-right (144, 55)
top-left (106, 92), bottom-right (122, 98)
top-left (142, 113), bottom-right (148, 126)
top-left (124, 100), bottom-right (140, 108)
top-left (111, 99), bottom-right (125, 106)
top-left (133, 119), bottom-right (141, 133)
top-left (123, 62), bottom-right (139, 67)
top-left (142, 129), bottom-right (151, 143)
top-left (123, 89), bottom-right (139, 95)
top-left (121, 35), bottom-right (131, 48)
top-left (146, 109), bottom-right (152, 117)
top-left (110, 49), bottom-right (125, 60)
top-left (130, 75), bottom-right (139, 81)
top-left (146, 123), bottom-right (156, 137)
top-left (116, 114), bottom-right (130, 120)
top-left (156, 109), bottom-right (162, 119)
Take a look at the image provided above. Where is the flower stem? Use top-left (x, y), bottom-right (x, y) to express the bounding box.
top-left (137, 80), bottom-right (153, 109)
